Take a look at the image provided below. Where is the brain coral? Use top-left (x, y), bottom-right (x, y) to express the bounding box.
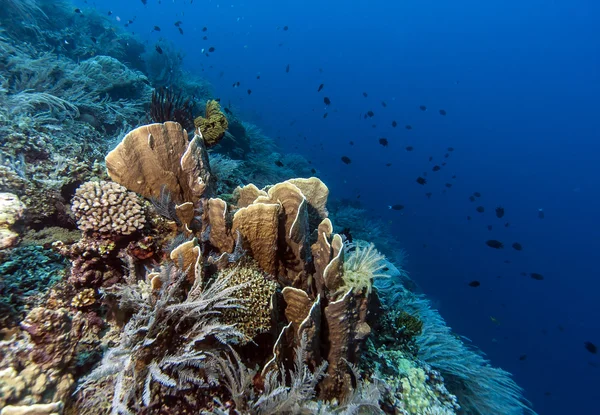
top-left (71, 181), bottom-right (145, 235)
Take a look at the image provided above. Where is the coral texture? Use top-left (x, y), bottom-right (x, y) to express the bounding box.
top-left (0, 192), bottom-right (25, 249)
top-left (194, 100), bottom-right (229, 148)
top-left (71, 181), bottom-right (145, 235)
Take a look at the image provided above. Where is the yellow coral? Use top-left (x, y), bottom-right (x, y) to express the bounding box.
top-left (194, 100), bottom-right (228, 147)
top-left (217, 260), bottom-right (278, 341)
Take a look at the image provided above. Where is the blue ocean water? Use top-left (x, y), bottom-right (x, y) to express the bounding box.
top-left (67, 0), bottom-right (599, 413)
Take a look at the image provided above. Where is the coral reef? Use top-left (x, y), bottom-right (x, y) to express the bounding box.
top-left (0, 8), bottom-right (537, 414)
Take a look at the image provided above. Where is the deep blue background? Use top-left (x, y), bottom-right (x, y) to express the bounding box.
top-left (75, 0), bottom-right (600, 413)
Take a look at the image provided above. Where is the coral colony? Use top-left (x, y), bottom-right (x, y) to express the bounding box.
top-left (0, 2), bottom-right (534, 415)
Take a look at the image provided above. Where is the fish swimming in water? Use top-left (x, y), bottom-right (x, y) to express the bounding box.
top-left (485, 240), bottom-right (504, 249)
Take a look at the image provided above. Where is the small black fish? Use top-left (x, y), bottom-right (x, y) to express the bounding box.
top-left (448, 147), bottom-right (455, 152)
top-left (452, 175), bottom-right (456, 179)
top-left (476, 206), bottom-right (485, 213)
top-left (512, 242), bottom-right (523, 251)
top-left (496, 206), bottom-right (505, 218)
top-left (406, 146), bottom-right (414, 151)
top-left (174, 21), bottom-right (183, 27)
top-left (439, 109), bottom-right (447, 115)
top-left (311, 168), bottom-right (316, 174)
top-left (486, 240), bottom-right (504, 249)
top-left (178, 27), bottom-right (184, 35)
top-left (468, 280), bottom-right (480, 287)
top-left (392, 120), bottom-right (397, 127)
top-left (286, 64), bottom-right (290, 73)
top-left (428, 156), bottom-right (433, 161)
top-left (474, 192), bottom-right (482, 197)
top-left (505, 222), bottom-right (510, 227)
top-left (405, 125), bottom-right (412, 130)
top-left (444, 153), bottom-right (449, 158)
top-left (425, 192), bottom-right (432, 199)
top-left (247, 89), bottom-right (252, 95)
top-left (381, 101), bottom-right (387, 107)
top-left (153, 26), bottom-right (161, 31)
top-left (530, 272), bottom-right (544, 280)
top-left (202, 27), bottom-right (208, 32)
top-left (203, 36), bottom-right (208, 40)
top-left (283, 25), bottom-right (289, 31)
top-left (141, 0), bottom-right (148, 4)
top-left (340, 227), bottom-right (353, 243)
top-left (323, 113), bottom-right (328, 118)
top-left (432, 165), bottom-right (441, 172)
top-left (538, 209), bottom-right (545, 219)
top-left (389, 204), bottom-right (404, 211)
top-left (317, 83), bottom-right (324, 92)
top-left (275, 160), bottom-right (284, 167)
top-left (519, 354), bottom-right (527, 361)
top-left (445, 183), bottom-right (452, 188)
top-left (467, 216), bottom-right (472, 220)
top-left (155, 45), bottom-right (163, 54)
top-left (324, 97), bottom-right (331, 105)
top-left (108, 11), bottom-right (113, 16)
top-left (585, 341), bottom-right (597, 354)
top-left (341, 156), bottom-right (351, 164)
top-left (363, 92), bottom-right (368, 97)
top-left (419, 105), bottom-right (427, 111)
top-left (487, 225), bottom-right (493, 231)
top-left (90, 37), bottom-right (97, 44)
top-left (74, 8), bottom-right (82, 14)
top-left (385, 163), bottom-right (392, 167)
top-left (416, 177), bottom-right (427, 185)
top-left (367, 110), bottom-right (374, 117)
top-left (256, 75), bottom-right (261, 79)
top-left (441, 162), bottom-right (447, 166)
top-left (349, 141), bottom-right (354, 145)
top-left (208, 46), bottom-right (215, 52)
top-left (379, 138), bottom-right (388, 147)
top-left (224, 107), bottom-right (232, 115)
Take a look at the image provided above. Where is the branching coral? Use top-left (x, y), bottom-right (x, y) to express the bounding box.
top-left (71, 180), bottom-right (146, 235)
